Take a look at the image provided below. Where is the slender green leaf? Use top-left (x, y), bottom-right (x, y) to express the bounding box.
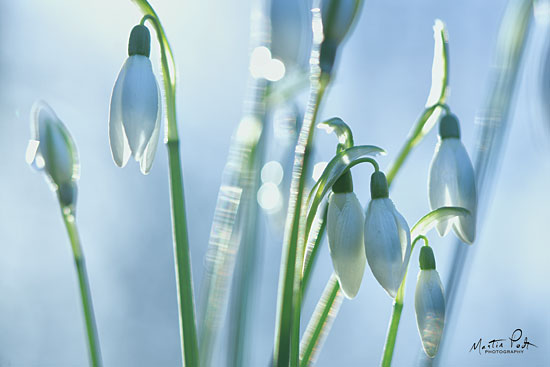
top-left (411, 206), bottom-right (471, 242)
top-left (386, 19), bottom-right (449, 185)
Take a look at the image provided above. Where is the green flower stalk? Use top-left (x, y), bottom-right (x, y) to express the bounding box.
top-left (116, 2), bottom-right (200, 365)
top-left (26, 101), bottom-right (102, 367)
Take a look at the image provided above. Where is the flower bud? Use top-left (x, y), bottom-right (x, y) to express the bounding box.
top-left (364, 172), bottom-right (411, 298)
top-left (26, 101), bottom-right (79, 207)
top-left (327, 190), bottom-right (365, 299)
top-left (109, 24), bottom-right (161, 175)
top-left (415, 248), bottom-right (445, 358)
top-left (318, 0), bottom-right (361, 74)
top-left (428, 113), bottom-right (477, 244)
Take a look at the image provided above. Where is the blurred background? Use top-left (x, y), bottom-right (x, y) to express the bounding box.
top-left (0, 0), bottom-right (549, 366)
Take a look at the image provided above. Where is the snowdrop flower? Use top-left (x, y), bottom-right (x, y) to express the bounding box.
top-left (364, 171), bottom-right (411, 298)
top-left (109, 24), bottom-right (161, 175)
top-left (327, 170), bottom-right (365, 299)
top-left (26, 101), bottom-right (79, 207)
top-left (415, 246), bottom-right (445, 358)
top-left (428, 113), bottom-right (477, 244)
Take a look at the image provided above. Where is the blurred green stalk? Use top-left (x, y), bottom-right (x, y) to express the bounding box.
top-left (133, 1), bottom-right (200, 366)
top-left (60, 207), bottom-right (102, 367)
top-left (273, 66), bottom-right (329, 366)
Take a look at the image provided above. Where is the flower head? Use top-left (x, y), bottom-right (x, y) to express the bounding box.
top-left (109, 24), bottom-right (161, 175)
top-left (428, 113), bottom-right (477, 244)
top-left (415, 246), bottom-right (445, 358)
top-left (26, 101), bottom-right (79, 207)
top-left (364, 171), bottom-right (411, 298)
top-left (327, 170), bottom-right (365, 299)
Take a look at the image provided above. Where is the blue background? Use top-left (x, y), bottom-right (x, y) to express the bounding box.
top-left (0, 0), bottom-right (548, 366)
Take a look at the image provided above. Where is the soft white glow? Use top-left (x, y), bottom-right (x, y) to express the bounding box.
top-left (311, 8), bottom-right (324, 44)
top-left (249, 46), bottom-right (286, 81)
top-left (312, 161), bottom-right (328, 182)
top-left (249, 46), bottom-right (272, 79)
top-left (235, 116), bottom-right (262, 145)
top-left (264, 58), bottom-right (286, 82)
top-left (25, 140), bottom-right (40, 165)
top-left (257, 182), bottom-right (282, 212)
top-left (35, 155), bottom-right (45, 169)
top-left (261, 161), bottom-right (284, 185)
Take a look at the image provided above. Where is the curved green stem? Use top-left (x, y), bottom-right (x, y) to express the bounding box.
top-left (133, 2), bottom-right (199, 366)
top-left (381, 232), bottom-right (427, 366)
top-left (60, 207), bottom-right (102, 367)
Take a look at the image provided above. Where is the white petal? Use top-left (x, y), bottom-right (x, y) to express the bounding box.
top-left (364, 198), bottom-right (408, 298)
top-left (390, 200), bottom-right (411, 274)
top-left (139, 81), bottom-right (162, 174)
top-left (120, 55), bottom-right (160, 160)
top-left (109, 61), bottom-right (131, 167)
top-left (415, 270), bottom-right (445, 358)
top-left (327, 192), bottom-right (366, 299)
top-left (450, 141), bottom-right (477, 244)
top-left (428, 139), bottom-right (458, 236)
top-left (32, 101), bottom-right (77, 187)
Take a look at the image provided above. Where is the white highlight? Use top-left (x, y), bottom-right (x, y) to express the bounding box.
top-left (249, 46), bottom-right (286, 82)
top-left (257, 182), bottom-right (282, 212)
top-left (312, 161), bottom-right (328, 182)
top-left (261, 161), bottom-right (284, 185)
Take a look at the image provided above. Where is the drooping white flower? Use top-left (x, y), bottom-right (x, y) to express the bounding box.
top-left (415, 246), bottom-right (445, 358)
top-left (364, 171), bottom-right (411, 298)
top-left (428, 113), bottom-right (477, 244)
top-left (26, 101), bottom-right (79, 207)
top-left (327, 171), bottom-right (365, 299)
top-left (109, 24), bottom-right (161, 175)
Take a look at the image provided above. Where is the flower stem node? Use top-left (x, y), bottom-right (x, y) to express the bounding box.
top-left (370, 171), bottom-right (389, 199)
top-left (128, 25), bottom-right (151, 58)
top-left (419, 246), bottom-right (436, 270)
top-left (58, 182), bottom-right (78, 209)
top-left (364, 186), bottom-right (411, 298)
top-left (438, 113), bottom-right (460, 139)
top-left (327, 191), bottom-right (366, 299)
top-left (415, 267), bottom-right (445, 358)
top-left (428, 113), bottom-right (477, 244)
top-left (332, 169), bottom-right (353, 193)
top-left (109, 24), bottom-right (162, 175)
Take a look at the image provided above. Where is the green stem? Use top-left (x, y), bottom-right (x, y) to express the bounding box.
top-left (274, 70), bottom-right (329, 367)
top-left (61, 207), bottom-right (102, 367)
top-left (133, 2), bottom-right (199, 366)
top-left (381, 233), bottom-right (424, 366)
top-left (385, 105), bottom-right (438, 186)
top-left (381, 301), bottom-right (403, 367)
